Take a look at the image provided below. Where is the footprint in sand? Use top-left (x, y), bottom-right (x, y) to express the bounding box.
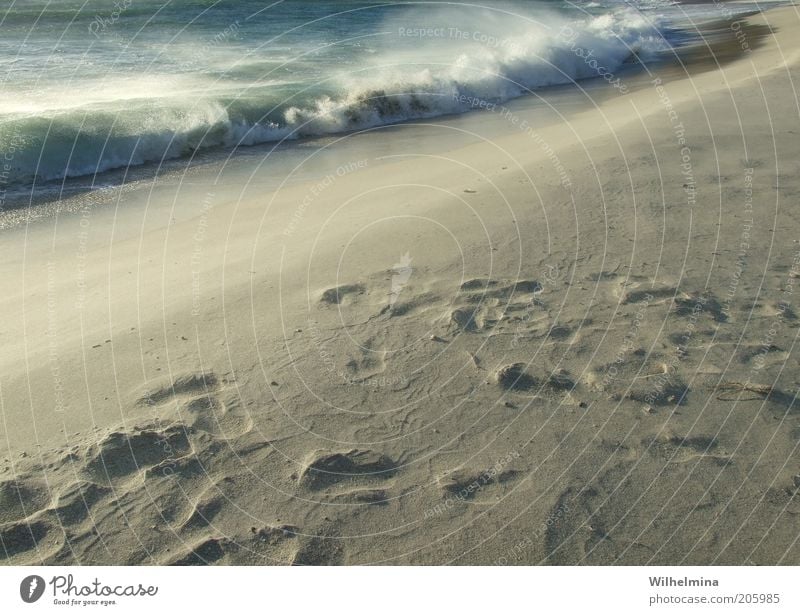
top-left (547, 324), bottom-right (573, 340)
top-left (342, 335), bottom-right (388, 383)
top-left (620, 286), bottom-right (681, 304)
top-left (83, 424), bottom-right (193, 483)
top-left (493, 363), bottom-right (538, 391)
top-left (447, 278), bottom-right (542, 334)
top-left (0, 479), bottom-right (50, 524)
top-left (252, 525), bottom-right (301, 560)
top-left (181, 392), bottom-right (252, 440)
top-left (50, 481), bottom-right (111, 525)
top-left (627, 377), bottom-right (689, 407)
top-left (645, 435), bottom-right (731, 464)
top-left (319, 283), bottom-right (365, 306)
top-left (329, 488), bottom-right (390, 506)
top-left (673, 292), bottom-right (728, 323)
top-left (544, 452), bottom-right (748, 565)
top-left (753, 300), bottom-right (798, 321)
top-left (291, 531), bottom-right (345, 565)
top-left (586, 271), bottom-right (620, 282)
top-left (170, 521), bottom-right (329, 565)
top-left (493, 363), bottom-right (576, 395)
top-left (737, 343), bottom-right (788, 367)
top-left (0, 519), bottom-right (51, 561)
top-left (620, 285), bottom-right (726, 323)
top-left (135, 371), bottom-right (252, 440)
top-left (1, 475), bottom-right (113, 562)
top-left (167, 536), bottom-right (230, 566)
top-left (384, 291), bottom-right (440, 318)
top-left (298, 449), bottom-right (397, 491)
top-left (137, 371), bottom-right (219, 406)
top-left (180, 487), bottom-right (226, 530)
top-left (764, 484), bottom-right (800, 514)
top-left (436, 466), bottom-right (521, 503)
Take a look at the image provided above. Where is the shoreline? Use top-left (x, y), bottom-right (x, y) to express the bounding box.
top-left (0, 2), bottom-right (776, 226)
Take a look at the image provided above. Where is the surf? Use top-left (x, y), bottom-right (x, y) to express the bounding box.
top-left (0, 1), bottom-right (756, 187)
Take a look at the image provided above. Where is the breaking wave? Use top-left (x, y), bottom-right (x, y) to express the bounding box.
top-left (1, 7), bottom-right (673, 186)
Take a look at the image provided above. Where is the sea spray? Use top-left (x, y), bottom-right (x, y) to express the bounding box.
top-left (0, 1), bottom-right (712, 187)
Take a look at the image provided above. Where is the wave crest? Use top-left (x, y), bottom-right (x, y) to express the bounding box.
top-left (1, 8), bottom-right (670, 186)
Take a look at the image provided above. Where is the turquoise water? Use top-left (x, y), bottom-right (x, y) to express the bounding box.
top-left (0, 0), bottom-right (767, 186)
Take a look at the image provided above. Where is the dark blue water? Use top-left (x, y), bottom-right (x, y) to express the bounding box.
top-left (0, 0), bottom-right (764, 186)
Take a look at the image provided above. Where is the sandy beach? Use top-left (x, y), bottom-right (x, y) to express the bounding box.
top-left (2, 4), bottom-right (800, 565)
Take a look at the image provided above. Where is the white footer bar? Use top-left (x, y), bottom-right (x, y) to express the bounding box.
top-left (0, 566), bottom-right (796, 613)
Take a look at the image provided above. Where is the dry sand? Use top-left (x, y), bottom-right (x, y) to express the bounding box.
top-left (2, 6), bottom-right (800, 565)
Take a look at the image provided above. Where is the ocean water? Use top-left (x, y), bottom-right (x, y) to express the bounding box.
top-left (0, 0), bottom-right (772, 187)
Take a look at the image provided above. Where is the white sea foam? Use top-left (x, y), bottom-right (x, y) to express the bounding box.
top-left (0, 7), bottom-right (679, 185)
